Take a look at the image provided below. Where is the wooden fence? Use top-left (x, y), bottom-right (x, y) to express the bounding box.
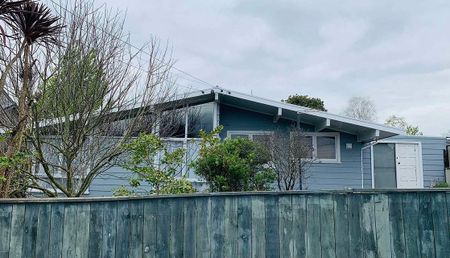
top-left (0, 190), bottom-right (449, 258)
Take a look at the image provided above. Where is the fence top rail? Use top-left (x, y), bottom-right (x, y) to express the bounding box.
top-left (0, 189), bottom-right (449, 204)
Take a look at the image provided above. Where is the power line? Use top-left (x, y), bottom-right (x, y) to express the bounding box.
top-left (48, 0), bottom-right (216, 90)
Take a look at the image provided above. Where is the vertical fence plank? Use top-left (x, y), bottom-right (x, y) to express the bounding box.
top-left (374, 194), bottom-right (392, 258)
top-left (156, 198), bottom-right (170, 258)
top-left (348, 194), bottom-right (362, 258)
top-left (224, 197), bottom-right (237, 258)
top-left (8, 204), bottom-right (25, 258)
top-left (143, 199), bottom-right (157, 258)
top-left (238, 196), bottom-right (252, 258)
top-left (265, 195), bottom-right (280, 258)
top-left (418, 192), bottom-right (435, 258)
top-left (251, 196), bottom-right (264, 258)
top-left (292, 194), bottom-right (307, 257)
top-left (88, 202), bottom-right (104, 258)
top-left (334, 194), bottom-right (349, 258)
top-left (320, 194), bottom-right (336, 258)
top-left (447, 192), bottom-right (450, 246)
top-left (361, 194), bottom-right (376, 258)
top-left (211, 196), bottom-right (225, 258)
top-left (389, 193), bottom-right (406, 258)
top-left (279, 195), bottom-right (293, 258)
top-left (75, 203), bottom-right (91, 258)
top-left (22, 203), bottom-right (39, 258)
top-left (183, 198), bottom-right (196, 258)
top-left (62, 203), bottom-right (77, 258)
top-left (447, 192), bottom-right (450, 234)
top-left (169, 198), bottom-right (184, 258)
top-left (35, 204), bottom-right (52, 258)
top-left (116, 201), bottom-right (130, 258)
top-left (129, 200), bottom-right (144, 258)
top-left (102, 201), bottom-right (117, 258)
top-left (0, 204), bottom-right (12, 257)
top-left (431, 192), bottom-right (450, 257)
top-left (306, 195), bottom-right (321, 258)
top-left (49, 203), bottom-right (65, 258)
top-left (402, 193), bottom-right (419, 258)
top-left (196, 197), bottom-right (211, 258)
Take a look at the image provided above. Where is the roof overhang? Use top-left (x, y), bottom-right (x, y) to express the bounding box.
top-left (170, 87), bottom-right (404, 143)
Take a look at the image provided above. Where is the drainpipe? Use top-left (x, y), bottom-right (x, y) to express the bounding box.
top-left (183, 105), bottom-right (189, 177)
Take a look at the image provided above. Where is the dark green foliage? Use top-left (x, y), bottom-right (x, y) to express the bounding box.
top-left (283, 94), bottom-right (327, 111)
top-left (192, 126), bottom-right (276, 192)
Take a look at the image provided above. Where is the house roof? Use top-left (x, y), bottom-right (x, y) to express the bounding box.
top-left (171, 86), bottom-right (404, 142)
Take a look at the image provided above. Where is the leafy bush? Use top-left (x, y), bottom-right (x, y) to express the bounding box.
top-left (432, 181), bottom-right (449, 188)
top-left (192, 127), bottom-right (276, 192)
top-left (114, 133), bottom-right (196, 196)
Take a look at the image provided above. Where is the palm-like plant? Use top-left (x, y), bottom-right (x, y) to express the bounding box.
top-left (0, 0), bottom-right (28, 42)
top-left (0, 0), bottom-right (63, 198)
top-left (5, 1), bottom-right (63, 45)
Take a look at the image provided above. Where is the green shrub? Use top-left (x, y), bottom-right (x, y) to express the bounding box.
top-left (192, 126), bottom-right (276, 192)
top-left (432, 181), bottom-right (449, 188)
top-left (115, 133), bottom-right (196, 196)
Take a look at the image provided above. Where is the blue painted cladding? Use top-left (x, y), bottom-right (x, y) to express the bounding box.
top-left (220, 103), bottom-right (364, 190)
top-left (387, 135), bottom-right (446, 187)
top-left (87, 104), bottom-right (446, 196)
top-left (306, 133), bottom-right (364, 190)
top-left (89, 166), bottom-right (131, 197)
top-left (219, 104), bottom-right (314, 138)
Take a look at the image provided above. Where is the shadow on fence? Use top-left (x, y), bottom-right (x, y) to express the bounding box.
top-left (0, 190), bottom-right (449, 258)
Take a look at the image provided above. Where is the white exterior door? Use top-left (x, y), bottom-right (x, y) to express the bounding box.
top-left (395, 143), bottom-right (422, 188)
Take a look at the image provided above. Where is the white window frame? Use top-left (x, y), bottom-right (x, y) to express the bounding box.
top-left (226, 130), bottom-right (273, 140)
top-left (296, 132), bottom-right (341, 163)
top-left (227, 130), bottom-right (341, 163)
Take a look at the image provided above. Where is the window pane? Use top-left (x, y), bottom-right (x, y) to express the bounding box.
top-left (298, 136), bottom-right (313, 159)
top-left (317, 136), bottom-right (336, 159)
top-left (374, 143), bottom-right (397, 188)
top-left (252, 134), bottom-right (271, 145)
top-left (230, 134), bottom-right (250, 139)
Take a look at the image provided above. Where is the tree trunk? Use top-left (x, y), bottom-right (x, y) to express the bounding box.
top-left (0, 44), bottom-right (31, 198)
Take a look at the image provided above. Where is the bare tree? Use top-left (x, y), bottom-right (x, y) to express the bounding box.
top-left (343, 96), bottom-right (377, 122)
top-left (257, 127), bottom-right (315, 190)
top-left (21, 0), bottom-right (180, 197)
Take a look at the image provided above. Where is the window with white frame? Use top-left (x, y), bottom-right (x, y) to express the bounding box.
top-left (227, 130), bottom-right (273, 144)
top-left (227, 130), bottom-right (340, 163)
top-left (298, 132), bottom-right (341, 163)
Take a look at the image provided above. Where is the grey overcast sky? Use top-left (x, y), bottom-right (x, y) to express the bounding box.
top-left (95, 0), bottom-right (450, 136)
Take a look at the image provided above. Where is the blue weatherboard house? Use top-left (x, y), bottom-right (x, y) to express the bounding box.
top-left (89, 87), bottom-right (447, 196)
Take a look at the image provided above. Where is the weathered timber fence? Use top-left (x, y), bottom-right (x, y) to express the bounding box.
top-left (0, 190), bottom-right (449, 258)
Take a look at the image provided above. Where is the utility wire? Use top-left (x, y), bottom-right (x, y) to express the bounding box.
top-left (48, 0), bottom-right (216, 90)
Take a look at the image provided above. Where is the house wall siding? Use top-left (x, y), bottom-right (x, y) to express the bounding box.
top-left (306, 133), bottom-right (364, 190)
top-left (220, 103), bottom-right (364, 190)
top-left (86, 104), bottom-right (446, 196)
